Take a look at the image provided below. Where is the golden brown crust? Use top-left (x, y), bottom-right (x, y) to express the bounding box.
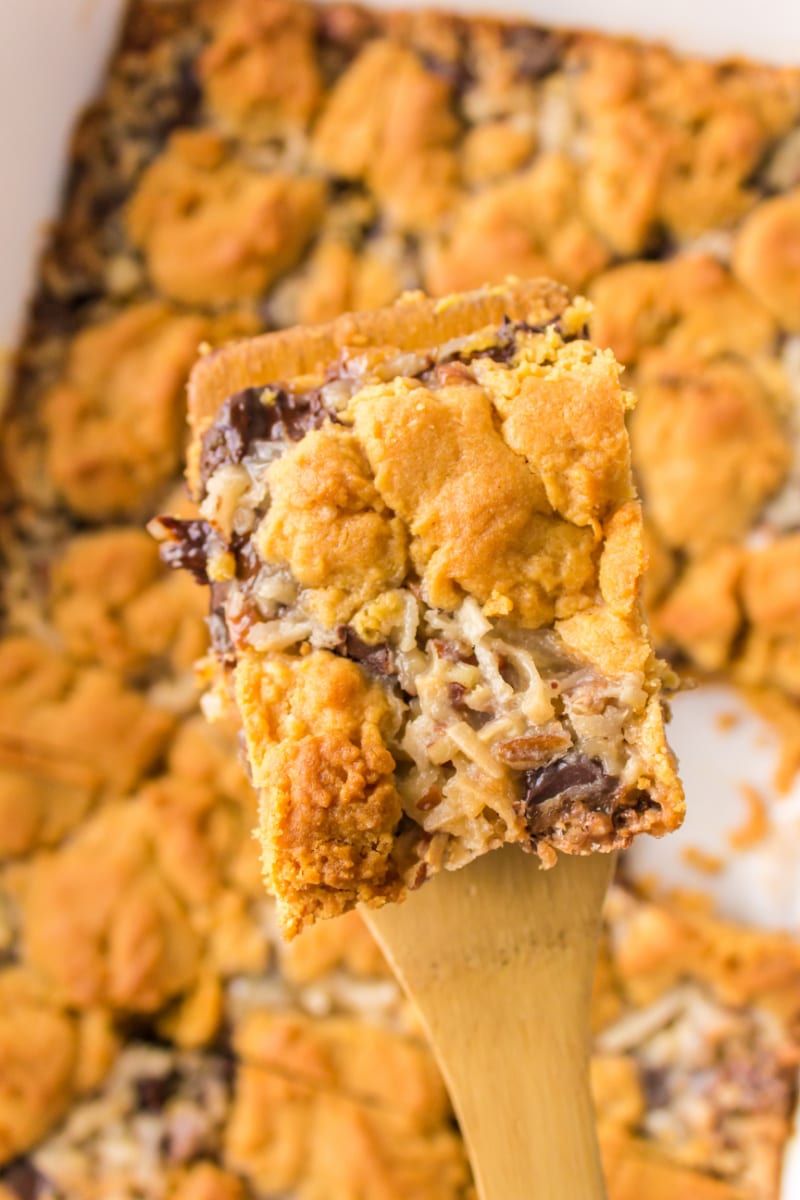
top-left (630, 354), bottom-right (790, 555)
top-left (600, 1130), bottom-right (745, 1200)
top-left (126, 130), bottom-right (326, 306)
top-left (271, 236), bottom-right (411, 329)
top-left (187, 279), bottom-right (572, 489)
top-left (199, 0), bottom-right (323, 141)
top-left (311, 38), bottom-right (460, 231)
top-left (589, 255), bottom-right (778, 366)
top-left (232, 1008), bottom-right (450, 1123)
top-left (572, 34), bottom-right (800, 253)
top-left (348, 370), bottom-right (601, 623)
top-left (733, 188), bottom-right (800, 331)
top-left (0, 969), bottom-right (117, 1162)
top-left (654, 547), bottom-right (744, 673)
top-left (737, 534), bottom-right (800, 699)
top-left (236, 650), bottom-right (404, 936)
top-left (50, 527), bottom-right (207, 674)
top-left (169, 1163), bottom-right (246, 1200)
top-left (226, 1009), bottom-right (470, 1198)
top-left (423, 156), bottom-right (611, 294)
top-left (255, 427), bottom-right (409, 626)
top-left (16, 804), bottom-right (202, 1013)
top-left (280, 908), bottom-right (390, 984)
top-left (0, 636), bottom-right (175, 858)
top-left (41, 303), bottom-right (207, 519)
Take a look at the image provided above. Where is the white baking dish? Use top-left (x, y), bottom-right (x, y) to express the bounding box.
top-left (2, 0), bottom-right (800, 1192)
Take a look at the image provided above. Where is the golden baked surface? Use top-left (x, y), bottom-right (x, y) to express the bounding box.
top-left (159, 283), bottom-right (682, 934)
top-left (1, 1), bottom-right (799, 1196)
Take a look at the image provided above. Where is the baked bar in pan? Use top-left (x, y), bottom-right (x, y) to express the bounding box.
top-left (3, 880), bottom-right (797, 1200)
top-left (155, 280), bottom-right (683, 935)
top-left (5, 0), bottom-right (798, 1192)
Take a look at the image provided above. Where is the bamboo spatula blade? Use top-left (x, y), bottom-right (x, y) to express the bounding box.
top-left (365, 845), bottom-right (616, 1200)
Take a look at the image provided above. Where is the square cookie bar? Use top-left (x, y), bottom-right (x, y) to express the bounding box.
top-left (156, 280), bottom-right (684, 936)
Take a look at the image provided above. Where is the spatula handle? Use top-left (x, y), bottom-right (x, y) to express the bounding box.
top-left (367, 847), bottom-right (614, 1200)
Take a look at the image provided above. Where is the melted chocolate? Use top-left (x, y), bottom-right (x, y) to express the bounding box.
top-left (503, 24), bottom-right (566, 80)
top-left (335, 626), bottom-right (396, 677)
top-left (418, 47), bottom-right (474, 93)
top-left (523, 755), bottom-right (618, 812)
top-left (453, 314), bottom-right (571, 367)
top-left (156, 517), bottom-right (213, 584)
top-left (522, 758), bottom-right (623, 844)
top-left (199, 386), bottom-right (329, 488)
top-left (0, 1161), bottom-right (48, 1200)
top-left (639, 1066), bottom-right (671, 1110)
top-left (135, 1068), bottom-right (180, 1113)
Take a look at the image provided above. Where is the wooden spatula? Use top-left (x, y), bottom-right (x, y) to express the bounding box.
top-left (365, 845), bottom-right (615, 1200)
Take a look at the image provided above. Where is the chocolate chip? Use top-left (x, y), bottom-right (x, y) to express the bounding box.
top-left (453, 314), bottom-right (567, 367)
top-left (169, 55), bottom-right (203, 132)
top-left (523, 755), bottom-right (618, 808)
top-left (503, 24), bottom-right (565, 80)
top-left (199, 386), bottom-right (330, 488)
top-left (418, 48), bottom-right (474, 93)
top-left (275, 387), bottom-right (331, 441)
top-left (612, 788), bottom-right (660, 830)
top-left (199, 388), bottom-right (273, 485)
top-left (156, 517), bottom-right (213, 584)
top-left (135, 1068), bottom-right (180, 1112)
top-left (335, 626), bottom-right (396, 676)
top-left (1, 1160), bottom-right (48, 1200)
top-left (639, 1066), bottom-right (671, 1109)
top-left (516, 316), bottom-right (565, 336)
top-left (479, 336), bottom-right (517, 365)
top-left (640, 222), bottom-right (676, 262)
top-left (230, 533), bottom-right (262, 582)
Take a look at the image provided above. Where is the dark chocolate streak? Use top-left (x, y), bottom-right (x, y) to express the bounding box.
top-left (0, 1161), bottom-right (49, 1200)
top-left (334, 626), bottom-right (396, 677)
top-left (522, 755), bottom-right (620, 832)
top-left (639, 1065), bottom-right (671, 1110)
top-left (503, 24), bottom-right (566, 80)
top-left (450, 314), bottom-right (573, 366)
top-left (135, 1068), bottom-right (180, 1113)
top-left (418, 46), bottom-right (474, 93)
top-left (524, 755), bottom-right (618, 806)
top-left (199, 386), bottom-right (330, 489)
top-left (156, 516), bottom-right (213, 584)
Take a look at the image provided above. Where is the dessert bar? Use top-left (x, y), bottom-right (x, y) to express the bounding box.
top-left (157, 281), bottom-right (683, 934)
